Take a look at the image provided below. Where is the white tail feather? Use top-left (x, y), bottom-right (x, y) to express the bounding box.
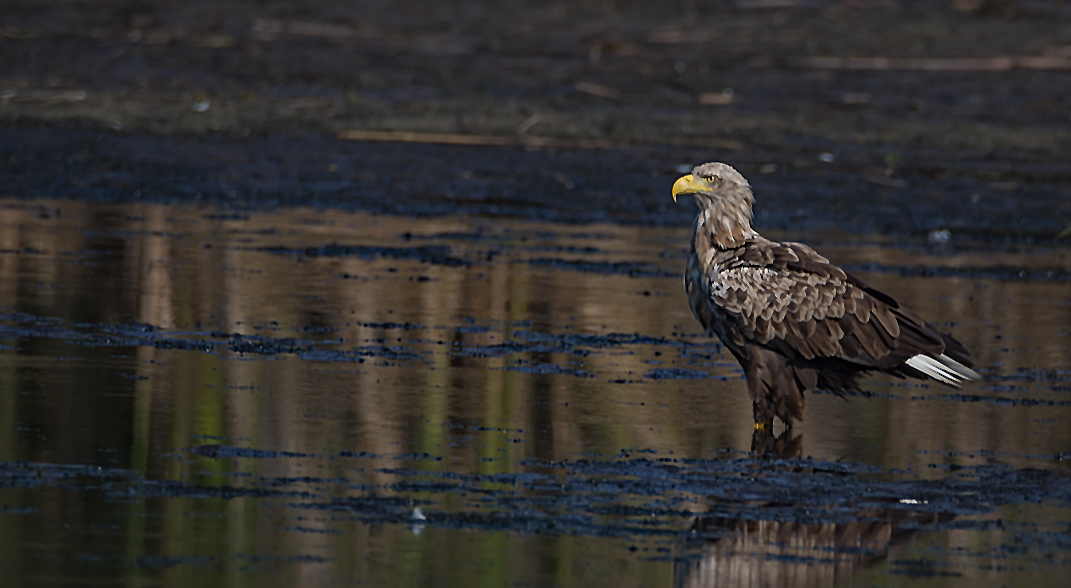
top-left (905, 354), bottom-right (981, 387)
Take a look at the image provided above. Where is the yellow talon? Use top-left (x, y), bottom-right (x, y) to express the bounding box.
top-left (753, 421), bottom-right (771, 432)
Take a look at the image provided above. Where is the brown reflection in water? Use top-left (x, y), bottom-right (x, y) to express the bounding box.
top-left (0, 200), bottom-right (1066, 471)
top-left (0, 199), bottom-right (1068, 585)
top-left (0, 200), bottom-right (748, 474)
top-left (679, 508), bottom-right (952, 588)
top-left (678, 432), bottom-right (947, 588)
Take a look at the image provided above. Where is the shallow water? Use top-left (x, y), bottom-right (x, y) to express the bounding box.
top-left (0, 199), bottom-right (1069, 587)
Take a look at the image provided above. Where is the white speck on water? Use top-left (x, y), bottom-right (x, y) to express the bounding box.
top-left (192, 100), bottom-right (211, 113)
top-left (410, 507), bottom-right (427, 536)
top-left (928, 229), bottom-right (951, 243)
top-left (818, 152), bottom-right (835, 163)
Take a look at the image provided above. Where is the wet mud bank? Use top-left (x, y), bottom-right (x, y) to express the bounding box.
top-left (3, 1), bottom-right (1071, 243)
top-left (2, 445), bottom-right (1071, 574)
top-left (3, 124), bottom-right (1071, 246)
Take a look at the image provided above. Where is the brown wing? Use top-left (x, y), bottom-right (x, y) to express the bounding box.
top-left (709, 240), bottom-right (949, 370)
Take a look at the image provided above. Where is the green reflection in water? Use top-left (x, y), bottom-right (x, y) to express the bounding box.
top-left (0, 199), bottom-right (1068, 587)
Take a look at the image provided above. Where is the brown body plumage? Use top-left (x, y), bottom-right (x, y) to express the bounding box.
top-left (673, 162), bottom-right (980, 427)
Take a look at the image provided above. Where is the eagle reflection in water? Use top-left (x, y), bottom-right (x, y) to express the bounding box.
top-left (676, 433), bottom-right (955, 588)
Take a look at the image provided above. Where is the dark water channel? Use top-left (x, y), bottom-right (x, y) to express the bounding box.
top-left (0, 198), bottom-right (1069, 587)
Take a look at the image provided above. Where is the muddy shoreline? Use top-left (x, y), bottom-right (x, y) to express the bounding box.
top-left (3, 1), bottom-right (1071, 241)
top-left (4, 123), bottom-right (1070, 246)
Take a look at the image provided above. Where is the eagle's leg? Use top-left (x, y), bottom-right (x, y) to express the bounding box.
top-left (747, 365), bottom-right (777, 430)
top-left (745, 346), bottom-right (802, 429)
top-left (752, 408), bottom-right (791, 430)
top-left (753, 409), bottom-right (771, 430)
top-left (751, 394), bottom-right (777, 430)
top-left (753, 397), bottom-right (799, 430)
top-left (744, 345), bottom-right (806, 429)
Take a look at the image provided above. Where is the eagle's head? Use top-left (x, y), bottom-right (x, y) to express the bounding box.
top-left (672, 162), bottom-right (755, 249)
top-left (671, 162), bottom-right (749, 202)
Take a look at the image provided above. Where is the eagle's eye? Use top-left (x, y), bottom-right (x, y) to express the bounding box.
top-left (701, 174), bottom-right (719, 184)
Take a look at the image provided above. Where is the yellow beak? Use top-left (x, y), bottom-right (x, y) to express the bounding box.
top-left (671, 174), bottom-right (703, 202)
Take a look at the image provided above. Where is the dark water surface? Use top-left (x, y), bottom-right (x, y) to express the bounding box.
top-left (0, 198), bottom-right (1069, 586)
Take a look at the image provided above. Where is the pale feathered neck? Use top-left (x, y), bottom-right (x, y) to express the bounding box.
top-left (692, 182), bottom-right (756, 250)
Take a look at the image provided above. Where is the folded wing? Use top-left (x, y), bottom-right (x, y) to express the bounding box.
top-left (709, 240), bottom-right (978, 386)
